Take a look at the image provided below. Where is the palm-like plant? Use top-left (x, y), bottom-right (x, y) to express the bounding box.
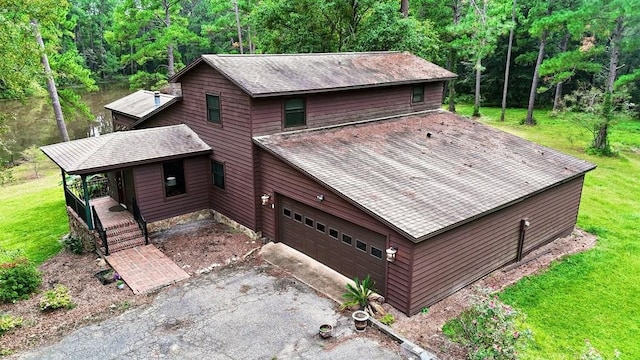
top-left (342, 275), bottom-right (376, 311)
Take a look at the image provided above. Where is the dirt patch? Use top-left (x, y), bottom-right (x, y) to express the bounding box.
top-left (388, 228), bottom-right (597, 359)
top-left (0, 219), bottom-right (260, 355)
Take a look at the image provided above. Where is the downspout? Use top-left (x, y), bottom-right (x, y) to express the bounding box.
top-left (82, 175), bottom-right (93, 230)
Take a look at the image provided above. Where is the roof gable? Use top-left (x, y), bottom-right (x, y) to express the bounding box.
top-left (254, 111), bottom-right (595, 242)
top-left (171, 52), bottom-right (456, 98)
top-left (41, 125), bottom-right (211, 175)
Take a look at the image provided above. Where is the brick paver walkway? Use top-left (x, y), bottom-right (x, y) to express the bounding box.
top-left (106, 245), bottom-right (190, 294)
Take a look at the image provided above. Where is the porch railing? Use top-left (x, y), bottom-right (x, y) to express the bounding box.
top-left (92, 206), bottom-right (109, 255)
top-left (64, 187), bottom-right (88, 225)
top-left (67, 176), bottom-right (109, 200)
top-left (132, 198), bottom-right (149, 245)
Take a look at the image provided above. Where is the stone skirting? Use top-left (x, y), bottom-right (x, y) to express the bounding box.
top-left (146, 209), bottom-right (262, 240)
top-left (211, 210), bottom-right (262, 240)
top-left (66, 206), bottom-right (98, 253)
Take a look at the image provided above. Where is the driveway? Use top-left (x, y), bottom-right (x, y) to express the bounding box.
top-left (17, 265), bottom-right (402, 360)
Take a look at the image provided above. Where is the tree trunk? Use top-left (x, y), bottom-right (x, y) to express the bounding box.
top-left (473, 56), bottom-right (482, 117)
top-left (448, 0), bottom-right (461, 113)
top-left (234, 0), bottom-right (244, 54)
top-left (594, 16), bottom-right (624, 152)
top-left (32, 19), bottom-right (69, 142)
top-left (525, 30), bottom-right (547, 125)
top-left (552, 31), bottom-right (570, 112)
top-left (400, 0), bottom-right (409, 17)
top-left (164, 0), bottom-right (175, 77)
top-left (500, 0), bottom-right (516, 122)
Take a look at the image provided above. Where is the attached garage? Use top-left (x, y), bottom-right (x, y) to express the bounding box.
top-left (278, 196), bottom-right (387, 295)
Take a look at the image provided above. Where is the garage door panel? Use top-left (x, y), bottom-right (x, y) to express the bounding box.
top-left (279, 196), bottom-right (387, 294)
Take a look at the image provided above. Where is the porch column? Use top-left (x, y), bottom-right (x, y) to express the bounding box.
top-left (61, 169), bottom-right (67, 188)
top-left (81, 175), bottom-right (93, 230)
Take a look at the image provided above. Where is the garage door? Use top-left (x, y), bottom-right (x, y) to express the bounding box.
top-left (279, 196), bottom-right (387, 295)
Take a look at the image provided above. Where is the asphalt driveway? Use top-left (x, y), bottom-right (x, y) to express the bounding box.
top-left (17, 265), bottom-right (402, 360)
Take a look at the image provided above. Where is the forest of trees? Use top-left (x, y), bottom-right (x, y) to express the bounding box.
top-left (1, 0), bottom-right (639, 159)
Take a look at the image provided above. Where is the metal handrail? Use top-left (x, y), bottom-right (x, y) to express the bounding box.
top-left (132, 198), bottom-right (149, 245)
top-left (64, 187), bottom-right (88, 224)
top-left (92, 206), bottom-right (109, 255)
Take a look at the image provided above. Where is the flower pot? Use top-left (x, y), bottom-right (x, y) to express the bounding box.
top-left (319, 324), bottom-right (333, 339)
top-left (352, 310), bottom-right (370, 333)
top-left (116, 280), bottom-right (125, 289)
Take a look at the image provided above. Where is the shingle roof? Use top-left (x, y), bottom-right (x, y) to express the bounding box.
top-left (172, 52), bottom-right (456, 97)
top-left (253, 111), bottom-right (596, 242)
top-left (104, 90), bottom-right (180, 122)
top-left (41, 125), bottom-right (211, 175)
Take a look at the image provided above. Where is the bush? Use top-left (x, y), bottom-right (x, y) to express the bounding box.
top-left (379, 313), bottom-right (395, 326)
top-left (0, 314), bottom-right (22, 335)
top-left (0, 256), bottom-right (42, 303)
top-left (39, 285), bottom-right (74, 311)
top-left (443, 294), bottom-right (531, 360)
top-left (63, 235), bottom-right (84, 255)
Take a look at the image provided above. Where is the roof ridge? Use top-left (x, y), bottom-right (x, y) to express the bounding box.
top-left (210, 51), bottom-right (399, 58)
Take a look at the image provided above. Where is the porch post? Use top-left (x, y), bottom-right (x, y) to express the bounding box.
top-left (82, 175), bottom-right (93, 230)
top-left (61, 169), bottom-right (67, 188)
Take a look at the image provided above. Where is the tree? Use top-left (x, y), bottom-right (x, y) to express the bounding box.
top-left (451, 0), bottom-right (511, 117)
top-left (500, 0), bottom-right (517, 121)
top-left (106, 0), bottom-right (202, 89)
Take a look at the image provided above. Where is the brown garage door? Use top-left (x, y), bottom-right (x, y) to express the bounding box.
top-left (279, 196), bottom-right (387, 295)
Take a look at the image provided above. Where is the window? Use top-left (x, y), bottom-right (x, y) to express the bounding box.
top-left (329, 228), bottom-right (339, 240)
top-left (294, 213), bottom-right (303, 223)
top-left (316, 222), bottom-right (326, 233)
top-left (412, 85), bottom-right (424, 103)
top-left (283, 208), bottom-right (292, 218)
top-left (211, 160), bottom-right (225, 189)
top-left (163, 160), bottom-right (186, 197)
top-left (305, 217), bottom-right (314, 228)
top-left (284, 98), bottom-right (305, 128)
top-left (356, 240), bottom-right (367, 252)
top-left (370, 246), bottom-right (383, 259)
top-left (342, 234), bottom-right (353, 246)
top-left (206, 94), bottom-right (221, 123)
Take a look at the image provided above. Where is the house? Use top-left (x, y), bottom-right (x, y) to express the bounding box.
top-left (41, 52), bottom-right (595, 315)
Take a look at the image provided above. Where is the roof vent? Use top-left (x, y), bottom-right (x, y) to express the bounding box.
top-left (154, 91), bottom-right (161, 107)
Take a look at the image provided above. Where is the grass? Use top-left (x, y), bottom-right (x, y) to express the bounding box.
top-left (0, 159), bottom-right (66, 264)
top-left (455, 105), bottom-right (640, 359)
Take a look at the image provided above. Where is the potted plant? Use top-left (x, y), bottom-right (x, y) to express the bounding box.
top-left (352, 310), bottom-right (370, 332)
top-left (319, 324), bottom-right (333, 339)
top-left (116, 279), bottom-right (125, 289)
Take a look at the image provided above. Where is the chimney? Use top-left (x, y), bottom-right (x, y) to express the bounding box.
top-left (154, 91), bottom-right (161, 107)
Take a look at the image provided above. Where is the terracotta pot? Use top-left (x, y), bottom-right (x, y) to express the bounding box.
top-left (352, 310), bottom-right (370, 332)
top-left (319, 324), bottom-right (333, 339)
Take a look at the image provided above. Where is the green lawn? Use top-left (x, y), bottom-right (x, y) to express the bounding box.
top-left (455, 105), bottom-right (640, 359)
top-left (0, 160), bottom-right (67, 264)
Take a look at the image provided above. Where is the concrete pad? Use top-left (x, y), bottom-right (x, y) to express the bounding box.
top-left (260, 242), bottom-right (351, 304)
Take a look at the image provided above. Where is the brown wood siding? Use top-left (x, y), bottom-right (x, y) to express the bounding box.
top-left (407, 177), bottom-right (586, 315)
top-left (132, 156), bottom-right (210, 223)
top-left (136, 62), bottom-right (258, 230)
top-left (252, 83), bottom-right (443, 136)
top-left (112, 114), bottom-right (136, 129)
top-left (257, 149), bottom-right (413, 313)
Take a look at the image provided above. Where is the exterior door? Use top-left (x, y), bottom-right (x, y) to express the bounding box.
top-left (115, 170), bottom-right (126, 207)
top-left (279, 196), bottom-right (387, 295)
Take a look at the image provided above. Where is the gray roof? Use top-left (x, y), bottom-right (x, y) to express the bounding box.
top-left (254, 111), bottom-right (595, 242)
top-left (104, 90), bottom-right (180, 121)
top-left (172, 52), bottom-right (456, 97)
top-left (41, 125), bottom-right (211, 175)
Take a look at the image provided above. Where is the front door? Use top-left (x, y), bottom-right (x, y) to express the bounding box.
top-left (115, 171), bottom-right (126, 208)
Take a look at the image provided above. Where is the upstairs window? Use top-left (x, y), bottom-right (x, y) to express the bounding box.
top-left (412, 85), bottom-right (424, 103)
top-left (211, 160), bottom-right (225, 189)
top-left (206, 94), bottom-right (221, 123)
top-left (164, 160), bottom-right (186, 197)
top-left (284, 98), bottom-right (306, 128)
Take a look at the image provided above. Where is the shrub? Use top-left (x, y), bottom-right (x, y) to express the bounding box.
top-left (0, 256), bottom-right (42, 303)
top-left (39, 285), bottom-right (74, 311)
top-left (379, 313), bottom-right (395, 326)
top-left (342, 275), bottom-right (376, 310)
top-left (443, 294), bottom-right (531, 360)
top-left (0, 314), bottom-right (22, 335)
top-left (63, 235), bottom-right (84, 255)
top-left (579, 339), bottom-right (621, 360)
